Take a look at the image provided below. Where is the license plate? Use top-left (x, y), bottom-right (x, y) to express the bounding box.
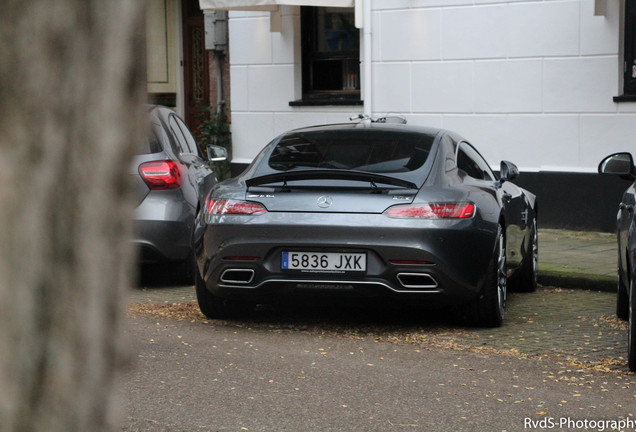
top-left (282, 252), bottom-right (366, 272)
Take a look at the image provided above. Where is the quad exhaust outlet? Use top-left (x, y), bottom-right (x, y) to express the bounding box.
top-left (220, 269), bottom-right (255, 284)
top-left (396, 273), bottom-right (438, 289)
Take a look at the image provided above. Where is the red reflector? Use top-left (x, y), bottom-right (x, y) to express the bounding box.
top-left (205, 198), bottom-right (267, 215)
top-left (384, 202), bottom-right (475, 219)
top-left (138, 160), bottom-right (184, 190)
top-left (390, 260), bottom-right (434, 265)
top-left (224, 256), bottom-right (260, 261)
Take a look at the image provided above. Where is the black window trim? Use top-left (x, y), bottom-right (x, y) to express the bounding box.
top-left (289, 6), bottom-right (362, 107)
top-left (456, 141), bottom-right (496, 182)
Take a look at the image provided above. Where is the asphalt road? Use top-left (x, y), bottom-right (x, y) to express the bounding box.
top-left (122, 300), bottom-right (635, 432)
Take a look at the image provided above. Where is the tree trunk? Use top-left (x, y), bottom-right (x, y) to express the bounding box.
top-left (0, 1), bottom-right (145, 430)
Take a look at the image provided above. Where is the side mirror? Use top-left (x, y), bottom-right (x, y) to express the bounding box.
top-left (499, 160), bottom-right (519, 184)
top-left (598, 152), bottom-right (635, 179)
top-left (207, 145), bottom-right (228, 162)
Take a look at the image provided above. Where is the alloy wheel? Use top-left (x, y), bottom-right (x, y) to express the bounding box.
top-left (496, 230), bottom-right (507, 318)
top-left (531, 220), bottom-right (538, 284)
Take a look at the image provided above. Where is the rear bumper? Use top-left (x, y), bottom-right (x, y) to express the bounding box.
top-left (194, 212), bottom-right (498, 305)
top-left (132, 194), bottom-right (194, 263)
top-left (133, 220), bottom-right (192, 262)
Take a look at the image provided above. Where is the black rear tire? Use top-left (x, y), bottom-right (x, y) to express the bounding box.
top-left (176, 250), bottom-right (195, 285)
top-left (463, 225), bottom-right (507, 327)
top-left (617, 270), bottom-right (629, 320)
top-left (510, 218), bottom-right (538, 293)
top-left (194, 264), bottom-right (252, 319)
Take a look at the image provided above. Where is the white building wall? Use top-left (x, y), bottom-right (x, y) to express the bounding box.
top-left (229, 7), bottom-right (357, 164)
top-left (227, 0), bottom-right (636, 172)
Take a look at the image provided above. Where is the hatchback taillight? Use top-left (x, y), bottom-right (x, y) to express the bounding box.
top-left (138, 160), bottom-right (184, 190)
top-left (205, 198), bottom-right (267, 215)
top-left (384, 202), bottom-right (475, 219)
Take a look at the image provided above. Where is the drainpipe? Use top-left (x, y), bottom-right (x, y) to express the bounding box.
top-left (215, 54), bottom-right (224, 108)
top-left (362, 0), bottom-right (372, 117)
top-left (204, 10), bottom-right (228, 110)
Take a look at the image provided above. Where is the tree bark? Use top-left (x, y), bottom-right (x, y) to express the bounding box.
top-left (0, 1), bottom-right (145, 430)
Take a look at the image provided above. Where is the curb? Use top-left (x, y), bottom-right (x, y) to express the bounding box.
top-left (538, 272), bottom-right (616, 293)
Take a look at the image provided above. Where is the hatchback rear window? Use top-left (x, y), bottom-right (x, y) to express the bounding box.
top-left (268, 129), bottom-right (434, 173)
top-left (137, 125), bottom-right (164, 155)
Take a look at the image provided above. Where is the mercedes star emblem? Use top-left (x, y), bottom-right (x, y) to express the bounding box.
top-left (317, 195), bottom-right (333, 208)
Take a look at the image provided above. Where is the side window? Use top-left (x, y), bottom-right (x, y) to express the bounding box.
top-left (137, 123), bottom-right (164, 155)
top-left (178, 117), bottom-right (199, 155)
top-left (168, 115), bottom-right (198, 154)
top-left (457, 142), bottom-right (495, 181)
top-left (168, 116), bottom-right (188, 153)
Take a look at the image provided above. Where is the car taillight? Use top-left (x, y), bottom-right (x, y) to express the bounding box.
top-left (205, 198), bottom-right (267, 215)
top-left (138, 160), bottom-right (184, 190)
top-left (384, 202), bottom-right (475, 219)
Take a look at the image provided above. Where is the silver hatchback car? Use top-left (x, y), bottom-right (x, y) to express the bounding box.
top-left (133, 105), bottom-right (226, 282)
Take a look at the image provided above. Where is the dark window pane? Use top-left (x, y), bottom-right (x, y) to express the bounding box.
top-left (268, 130), bottom-right (434, 174)
top-left (457, 143), bottom-right (495, 181)
top-left (312, 60), bottom-right (343, 91)
top-left (301, 7), bottom-right (360, 99)
top-left (137, 125), bottom-right (164, 155)
top-left (315, 9), bottom-right (359, 53)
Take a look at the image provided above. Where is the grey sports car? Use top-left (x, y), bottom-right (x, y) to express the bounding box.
top-left (194, 120), bottom-right (538, 326)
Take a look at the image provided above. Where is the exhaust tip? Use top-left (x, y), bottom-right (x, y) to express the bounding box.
top-left (220, 269), bottom-right (255, 284)
top-left (396, 273), bottom-right (438, 289)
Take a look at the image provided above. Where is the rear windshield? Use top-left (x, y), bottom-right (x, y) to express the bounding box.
top-left (137, 124), bottom-right (164, 155)
top-left (268, 129), bottom-right (434, 173)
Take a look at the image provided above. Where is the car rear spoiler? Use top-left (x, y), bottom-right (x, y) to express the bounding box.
top-left (246, 169), bottom-right (418, 190)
